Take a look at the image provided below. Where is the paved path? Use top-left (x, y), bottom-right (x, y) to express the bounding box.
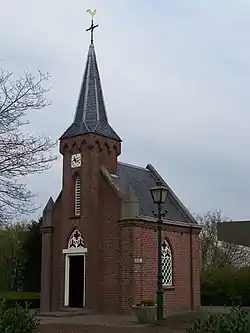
top-left (39, 313), bottom-right (144, 327)
top-left (39, 306), bottom-right (250, 330)
top-left (38, 324), bottom-right (184, 333)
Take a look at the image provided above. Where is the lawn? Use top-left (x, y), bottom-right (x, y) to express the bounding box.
top-left (0, 291), bottom-right (40, 309)
top-left (0, 291), bottom-right (40, 299)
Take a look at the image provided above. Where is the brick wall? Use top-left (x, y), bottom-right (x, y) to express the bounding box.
top-left (40, 226), bottom-right (53, 312)
top-left (47, 133), bottom-right (121, 312)
top-left (119, 220), bottom-right (201, 312)
top-left (99, 174), bottom-right (122, 311)
top-left (119, 225), bottom-right (134, 311)
top-left (191, 231), bottom-right (201, 309)
top-left (50, 197), bottom-right (62, 311)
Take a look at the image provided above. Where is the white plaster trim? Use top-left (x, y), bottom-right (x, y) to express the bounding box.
top-left (64, 254), bottom-right (70, 306)
top-left (63, 248), bottom-right (87, 307)
top-left (63, 247), bottom-right (88, 254)
top-left (110, 173), bottom-right (118, 178)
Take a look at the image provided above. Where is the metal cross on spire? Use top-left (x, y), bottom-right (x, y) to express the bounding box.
top-left (86, 9), bottom-right (99, 44)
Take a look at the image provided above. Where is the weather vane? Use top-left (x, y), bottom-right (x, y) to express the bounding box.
top-left (86, 9), bottom-right (98, 44)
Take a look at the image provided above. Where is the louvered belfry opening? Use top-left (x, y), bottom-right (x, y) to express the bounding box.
top-left (75, 176), bottom-right (81, 216)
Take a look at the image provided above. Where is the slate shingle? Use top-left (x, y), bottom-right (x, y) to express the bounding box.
top-left (116, 162), bottom-right (196, 223)
top-left (60, 44), bottom-right (121, 141)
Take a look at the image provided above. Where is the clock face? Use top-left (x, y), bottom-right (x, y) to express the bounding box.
top-left (71, 153), bottom-right (81, 168)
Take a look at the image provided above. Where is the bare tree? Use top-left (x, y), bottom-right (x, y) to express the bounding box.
top-left (0, 69), bottom-right (57, 224)
top-left (198, 210), bottom-right (250, 269)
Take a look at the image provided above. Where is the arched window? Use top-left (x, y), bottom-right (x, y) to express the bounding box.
top-left (161, 238), bottom-right (173, 286)
top-left (68, 229), bottom-right (84, 248)
top-left (75, 176), bottom-right (81, 216)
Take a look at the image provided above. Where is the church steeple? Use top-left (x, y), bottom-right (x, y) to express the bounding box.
top-left (60, 11), bottom-right (121, 142)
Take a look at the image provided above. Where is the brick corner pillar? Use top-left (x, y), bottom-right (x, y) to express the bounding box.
top-left (40, 197), bottom-right (54, 313)
top-left (190, 226), bottom-right (202, 310)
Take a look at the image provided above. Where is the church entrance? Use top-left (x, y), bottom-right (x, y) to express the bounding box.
top-left (63, 229), bottom-right (87, 308)
top-left (68, 255), bottom-right (85, 307)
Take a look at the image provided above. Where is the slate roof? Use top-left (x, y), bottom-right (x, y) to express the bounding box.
top-left (114, 162), bottom-right (196, 224)
top-left (60, 44), bottom-right (121, 141)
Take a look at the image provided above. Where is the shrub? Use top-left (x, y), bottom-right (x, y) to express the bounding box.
top-left (187, 307), bottom-right (250, 333)
top-left (201, 266), bottom-right (250, 306)
top-left (0, 299), bottom-right (40, 333)
top-left (136, 299), bottom-right (156, 306)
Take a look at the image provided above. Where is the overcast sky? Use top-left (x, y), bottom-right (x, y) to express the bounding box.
top-left (1, 0), bottom-right (250, 221)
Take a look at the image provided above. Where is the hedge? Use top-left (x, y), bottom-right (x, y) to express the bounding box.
top-left (0, 292), bottom-right (40, 309)
top-left (201, 266), bottom-right (250, 306)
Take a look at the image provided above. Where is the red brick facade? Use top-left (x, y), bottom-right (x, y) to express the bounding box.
top-left (40, 131), bottom-right (201, 313)
top-left (119, 220), bottom-right (200, 311)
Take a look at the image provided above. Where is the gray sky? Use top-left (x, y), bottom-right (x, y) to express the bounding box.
top-left (1, 0), bottom-right (250, 221)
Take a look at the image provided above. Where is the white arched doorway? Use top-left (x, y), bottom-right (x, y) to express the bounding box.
top-left (63, 229), bottom-right (87, 307)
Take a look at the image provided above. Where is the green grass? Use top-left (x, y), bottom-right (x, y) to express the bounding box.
top-left (0, 291), bottom-right (40, 299)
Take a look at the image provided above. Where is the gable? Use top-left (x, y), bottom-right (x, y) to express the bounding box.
top-left (116, 162), bottom-right (196, 224)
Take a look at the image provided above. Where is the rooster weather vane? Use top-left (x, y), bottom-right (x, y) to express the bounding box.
top-left (86, 9), bottom-right (98, 44)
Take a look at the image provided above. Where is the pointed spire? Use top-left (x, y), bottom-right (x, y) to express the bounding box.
top-left (60, 12), bottom-right (121, 142)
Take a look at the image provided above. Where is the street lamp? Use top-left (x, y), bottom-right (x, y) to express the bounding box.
top-left (150, 180), bottom-right (168, 322)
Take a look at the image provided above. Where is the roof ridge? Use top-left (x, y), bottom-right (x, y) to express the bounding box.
top-left (226, 220), bottom-right (250, 223)
top-left (146, 164), bottom-right (197, 224)
top-left (118, 161), bottom-right (150, 171)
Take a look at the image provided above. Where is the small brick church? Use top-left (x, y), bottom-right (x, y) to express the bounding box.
top-left (40, 22), bottom-right (201, 313)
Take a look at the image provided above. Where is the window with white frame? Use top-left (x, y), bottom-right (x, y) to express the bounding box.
top-left (161, 238), bottom-right (173, 286)
top-left (75, 176), bottom-right (81, 216)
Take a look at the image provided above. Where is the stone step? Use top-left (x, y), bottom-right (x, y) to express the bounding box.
top-left (39, 307), bottom-right (93, 317)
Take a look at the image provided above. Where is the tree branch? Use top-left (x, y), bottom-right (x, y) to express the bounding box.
top-left (0, 69), bottom-right (57, 224)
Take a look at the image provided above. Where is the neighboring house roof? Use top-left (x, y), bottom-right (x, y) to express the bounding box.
top-left (217, 220), bottom-right (250, 247)
top-left (60, 44), bottom-right (121, 142)
top-left (111, 161), bottom-right (197, 224)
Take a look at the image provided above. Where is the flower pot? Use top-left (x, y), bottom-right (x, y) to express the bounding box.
top-left (132, 305), bottom-right (157, 324)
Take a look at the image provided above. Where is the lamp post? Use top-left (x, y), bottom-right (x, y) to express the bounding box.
top-left (150, 180), bottom-right (168, 322)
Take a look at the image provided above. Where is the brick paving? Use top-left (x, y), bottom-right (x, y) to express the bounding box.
top-left (37, 310), bottom-right (204, 333)
top-left (38, 324), bottom-right (184, 333)
top-left (38, 306), bottom-right (250, 333)
top-left (39, 313), bottom-right (138, 326)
